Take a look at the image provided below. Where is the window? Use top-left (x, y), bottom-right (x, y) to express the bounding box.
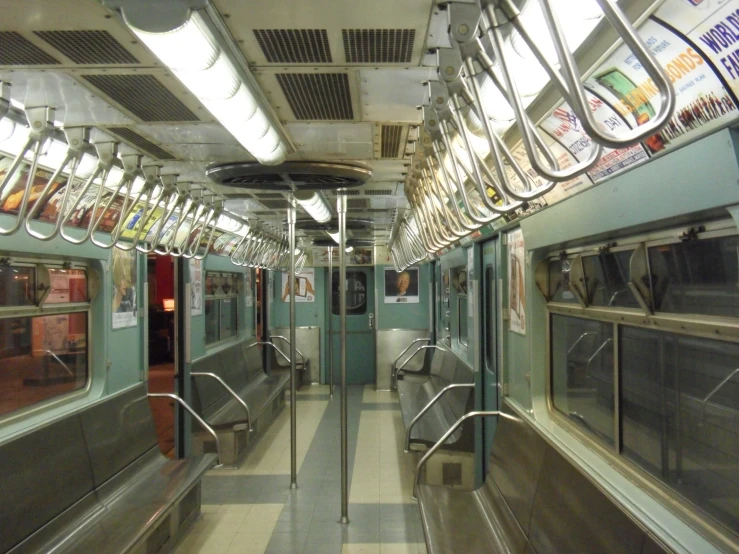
top-left (451, 266), bottom-right (468, 350)
top-left (458, 296), bottom-right (468, 346)
top-left (0, 263), bottom-right (91, 417)
top-left (331, 271), bottom-right (367, 315)
top-left (544, 222), bottom-right (739, 539)
top-left (484, 266), bottom-right (495, 371)
top-left (205, 271), bottom-right (240, 345)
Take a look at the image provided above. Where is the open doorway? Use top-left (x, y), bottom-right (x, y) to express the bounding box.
top-left (146, 254), bottom-right (176, 458)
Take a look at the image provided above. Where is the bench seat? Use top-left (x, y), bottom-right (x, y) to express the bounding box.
top-left (397, 349), bottom-right (474, 451)
top-left (416, 401), bottom-right (671, 554)
top-left (2, 384), bottom-right (215, 554)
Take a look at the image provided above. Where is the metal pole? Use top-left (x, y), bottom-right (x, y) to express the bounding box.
top-left (328, 246), bottom-right (334, 399)
top-left (338, 195), bottom-right (349, 524)
top-left (288, 200), bottom-right (298, 489)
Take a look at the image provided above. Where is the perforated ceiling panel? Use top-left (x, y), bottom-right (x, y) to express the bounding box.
top-left (381, 125), bottom-right (402, 158)
top-left (81, 75), bottom-right (199, 122)
top-left (347, 198), bottom-right (370, 210)
top-left (0, 32), bottom-right (58, 65)
top-left (254, 29), bottom-right (331, 63)
top-left (364, 189), bottom-right (393, 196)
top-left (276, 73), bottom-right (353, 120)
top-left (34, 30), bottom-right (139, 64)
top-left (106, 127), bottom-right (176, 160)
top-left (342, 29), bottom-right (415, 63)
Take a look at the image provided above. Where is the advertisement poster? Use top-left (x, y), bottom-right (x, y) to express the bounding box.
top-left (312, 247), bottom-right (374, 266)
top-left (246, 270), bottom-right (254, 308)
top-left (112, 248), bottom-right (137, 329)
top-left (281, 268), bottom-right (315, 302)
top-left (190, 258), bottom-right (203, 316)
top-left (508, 229), bottom-right (526, 335)
top-left (384, 267), bottom-right (420, 304)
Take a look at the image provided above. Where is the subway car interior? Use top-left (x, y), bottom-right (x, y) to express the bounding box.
top-left (1, 0), bottom-right (739, 553)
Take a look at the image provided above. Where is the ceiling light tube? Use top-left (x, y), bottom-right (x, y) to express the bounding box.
top-left (294, 191), bottom-right (331, 224)
top-left (108, 0), bottom-right (288, 165)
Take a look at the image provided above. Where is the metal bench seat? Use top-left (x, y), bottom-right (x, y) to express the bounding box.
top-left (416, 401), bottom-right (671, 554)
top-left (207, 371), bottom-right (289, 429)
top-left (2, 384), bottom-right (215, 554)
top-left (397, 349), bottom-right (475, 451)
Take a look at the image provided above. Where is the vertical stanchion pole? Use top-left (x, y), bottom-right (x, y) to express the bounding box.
top-left (338, 195), bottom-right (349, 524)
top-left (288, 199), bottom-right (298, 489)
top-left (328, 246), bottom-right (334, 399)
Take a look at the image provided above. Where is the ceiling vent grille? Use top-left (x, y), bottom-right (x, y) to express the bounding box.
top-left (333, 190), bottom-right (361, 196)
top-left (381, 125), bottom-right (403, 158)
top-left (81, 74), bottom-right (199, 122)
top-left (35, 31), bottom-right (139, 64)
top-left (0, 32), bottom-right (59, 65)
top-left (258, 199), bottom-right (290, 210)
top-left (254, 29), bottom-right (331, 64)
top-left (364, 189), bottom-right (393, 196)
top-left (106, 127), bottom-right (176, 160)
top-left (276, 73), bottom-right (353, 120)
top-left (254, 192), bottom-right (285, 199)
top-left (342, 29), bottom-right (415, 63)
top-left (347, 198), bottom-right (370, 210)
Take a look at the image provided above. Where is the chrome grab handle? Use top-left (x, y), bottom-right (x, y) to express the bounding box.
top-left (0, 107), bottom-right (55, 236)
top-left (412, 410), bottom-right (521, 499)
top-left (404, 383), bottom-right (475, 452)
top-left (42, 350), bottom-right (74, 376)
top-left (24, 127), bottom-right (87, 241)
top-left (191, 372), bottom-right (253, 432)
top-left (699, 367), bottom-right (739, 426)
top-left (271, 335), bottom-right (307, 367)
top-left (59, 142), bottom-right (117, 245)
top-left (392, 338), bottom-right (431, 368)
top-left (248, 340), bottom-right (291, 366)
top-left (148, 392), bottom-right (223, 468)
top-left (586, 337), bottom-right (613, 368)
top-left (116, 167), bottom-right (167, 252)
top-left (567, 332), bottom-right (597, 355)
top-left (90, 153), bottom-right (142, 249)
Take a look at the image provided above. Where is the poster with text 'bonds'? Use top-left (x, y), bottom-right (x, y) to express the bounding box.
top-left (508, 229), bottom-right (526, 336)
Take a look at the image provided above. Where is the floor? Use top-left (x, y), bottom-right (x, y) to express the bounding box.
top-left (173, 385), bottom-right (427, 554)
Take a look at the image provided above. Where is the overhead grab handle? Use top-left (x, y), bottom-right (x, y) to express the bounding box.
top-left (59, 141), bottom-right (118, 245)
top-left (25, 127), bottom-right (88, 241)
top-left (116, 165), bottom-right (166, 252)
top-left (0, 107), bottom-right (55, 236)
top-left (479, 0), bottom-right (676, 149)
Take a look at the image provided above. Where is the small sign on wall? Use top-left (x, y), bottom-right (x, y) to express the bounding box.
top-left (112, 248), bottom-right (137, 330)
top-left (508, 229), bottom-right (526, 335)
top-left (281, 268), bottom-right (315, 302)
top-left (190, 259), bottom-right (203, 316)
top-left (384, 267), bottom-right (420, 304)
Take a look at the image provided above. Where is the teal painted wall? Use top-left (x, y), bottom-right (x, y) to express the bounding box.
top-left (375, 264), bottom-right (431, 330)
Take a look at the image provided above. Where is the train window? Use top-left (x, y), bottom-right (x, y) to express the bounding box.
top-left (0, 261), bottom-right (90, 418)
top-left (648, 235), bottom-right (739, 318)
top-left (458, 296), bottom-right (468, 347)
top-left (204, 271), bottom-right (240, 345)
top-left (331, 271), bottom-right (367, 315)
top-left (620, 327), bottom-right (739, 534)
top-left (484, 266), bottom-right (494, 370)
top-left (582, 251), bottom-right (639, 308)
top-left (548, 259), bottom-right (578, 303)
top-left (551, 314), bottom-right (615, 446)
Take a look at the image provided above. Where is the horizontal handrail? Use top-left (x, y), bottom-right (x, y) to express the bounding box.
top-left (398, 345), bottom-right (446, 372)
top-left (567, 332), bottom-right (597, 355)
top-left (191, 372), bottom-right (253, 432)
top-left (699, 367), bottom-right (739, 426)
top-left (247, 341), bottom-right (291, 366)
top-left (405, 383), bottom-right (475, 452)
top-left (392, 338), bottom-right (431, 368)
top-left (148, 392), bottom-right (223, 468)
top-left (586, 338), bottom-right (613, 368)
top-left (412, 410), bottom-right (521, 499)
top-left (43, 350), bottom-right (74, 377)
top-left (270, 335), bottom-right (307, 367)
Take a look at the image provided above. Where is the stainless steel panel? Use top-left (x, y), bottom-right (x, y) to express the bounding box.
top-left (271, 326), bottom-right (320, 383)
top-left (489, 402), bottom-right (547, 535)
top-left (528, 446), bottom-right (645, 554)
top-left (375, 328), bottom-right (429, 390)
top-left (79, 383), bottom-right (158, 487)
top-left (0, 415), bottom-right (95, 553)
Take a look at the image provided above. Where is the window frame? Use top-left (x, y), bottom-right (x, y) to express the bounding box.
top-left (541, 219), bottom-right (739, 551)
top-left (0, 257), bottom-right (95, 422)
top-left (204, 270), bottom-right (241, 346)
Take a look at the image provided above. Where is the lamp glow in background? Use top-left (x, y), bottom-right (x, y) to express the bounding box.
top-left (345, 246), bottom-right (354, 253)
top-left (294, 191), bottom-right (331, 223)
top-left (127, 11), bottom-right (286, 165)
top-left (0, 118), bottom-right (15, 142)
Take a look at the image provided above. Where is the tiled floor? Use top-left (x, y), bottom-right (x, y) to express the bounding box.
top-left (173, 385), bottom-right (427, 554)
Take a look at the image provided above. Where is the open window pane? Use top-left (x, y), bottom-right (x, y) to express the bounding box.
top-left (649, 235), bottom-right (739, 317)
top-left (0, 313), bottom-right (88, 416)
top-left (620, 327), bottom-right (739, 534)
top-left (0, 266), bottom-right (35, 307)
top-left (551, 314), bottom-right (615, 445)
top-left (582, 251), bottom-right (638, 308)
top-left (549, 259), bottom-right (578, 303)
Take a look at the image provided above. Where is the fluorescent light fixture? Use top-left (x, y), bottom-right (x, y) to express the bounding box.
top-left (121, 9), bottom-right (287, 165)
top-left (294, 191), bottom-right (331, 224)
